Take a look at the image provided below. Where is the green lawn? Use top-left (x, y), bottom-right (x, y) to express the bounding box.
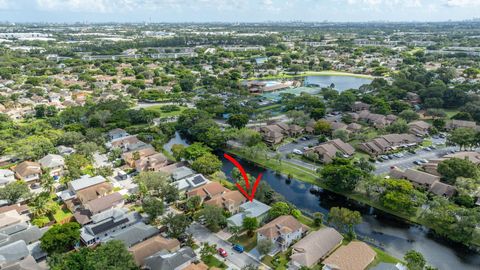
top-left (53, 207), bottom-right (73, 223)
top-left (297, 214), bottom-right (321, 230)
top-left (145, 105), bottom-right (187, 118)
top-left (229, 149), bottom-right (319, 185)
top-left (202, 255), bottom-right (227, 269)
top-left (229, 233), bottom-right (257, 252)
top-left (257, 104), bottom-right (282, 112)
top-left (369, 247), bottom-right (403, 268)
top-left (262, 250), bottom-right (290, 270)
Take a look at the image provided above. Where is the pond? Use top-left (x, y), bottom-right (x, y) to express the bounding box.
top-left (163, 132), bottom-right (190, 154)
top-left (220, 155), bottom-right (480, 270)
top-left (261, 75), bottom-right (372, 101)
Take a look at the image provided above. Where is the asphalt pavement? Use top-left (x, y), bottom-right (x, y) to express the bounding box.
top-left (373, 146), bottom-right (457, 175)
top-left (187, 223), bottom-right (264, 269)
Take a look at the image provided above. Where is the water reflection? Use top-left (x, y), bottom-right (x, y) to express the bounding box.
top-left (220, 154), bottom-right (480, 270)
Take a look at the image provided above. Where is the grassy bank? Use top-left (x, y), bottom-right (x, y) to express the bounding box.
top-left (226, 150), bottom-right (421, 230)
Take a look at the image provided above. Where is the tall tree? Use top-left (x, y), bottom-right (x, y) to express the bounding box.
top-left (40, 222), bottom-right (81, 255)
top-left (327, 207), bottom-right (362, 239)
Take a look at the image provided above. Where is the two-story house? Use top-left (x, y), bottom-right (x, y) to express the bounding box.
top-left (13, 161), bottom-right (42, 183)
top-left (256, 215), bottom-right (309, 254)
top-left (38, 154), bottom-right (65, 177)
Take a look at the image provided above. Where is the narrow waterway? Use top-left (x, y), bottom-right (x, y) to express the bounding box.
top-left (220, 155), bottom-right (480, 270)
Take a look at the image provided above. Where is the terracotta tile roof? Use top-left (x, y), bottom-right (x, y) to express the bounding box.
top-left (323, 241), bottom-right (376, 270)
top-left (204, 190), bottom-right (247, 210)
top-left (186, 182), bottom-right (228, 199)
top-left (290, 227), bottom-right (343, 267)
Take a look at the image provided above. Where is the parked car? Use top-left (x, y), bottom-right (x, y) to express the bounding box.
top-left (218, 248), bottom-right (228, 257)
top-left (233, 244), bottom-right (244, 253)
top-left (293, 149), bottom-right (303, 155)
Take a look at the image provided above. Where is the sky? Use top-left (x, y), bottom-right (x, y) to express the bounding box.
top-left (1, 0), bottom-right (480, 23)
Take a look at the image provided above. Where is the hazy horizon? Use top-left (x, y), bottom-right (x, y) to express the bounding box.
top-left (1, 0), bottom-right (480, 23)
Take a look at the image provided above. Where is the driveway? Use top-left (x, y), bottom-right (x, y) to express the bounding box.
top-left (374, 146), bottom-right (457, 175)
top-left (187, 223), bottom-right (264, 269)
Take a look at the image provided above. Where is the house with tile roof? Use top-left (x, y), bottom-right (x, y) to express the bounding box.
top-left (13, 161), bottom-right (41, 183)
top-left (256, 215), bottom-right (309, 253)
top-left (322, 241), bottom-right (376, 270)
top-left (290, 227), bottom-right (343, 268)
top-left (128, 235), bottom-right (180, 266)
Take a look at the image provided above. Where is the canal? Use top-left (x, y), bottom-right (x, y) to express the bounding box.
top-left (220, 155), bottom-right (480, 270)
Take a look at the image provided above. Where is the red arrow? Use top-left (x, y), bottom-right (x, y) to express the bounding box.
top-left (224, 153), bottom-right (262, 202)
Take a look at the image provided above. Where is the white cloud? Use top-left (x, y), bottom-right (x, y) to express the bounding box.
top-left (346, 0), bottom-right (422, 7)
top-left (35, 0), bottom-right (244, 13)
top-left (0, 0), bottom-right (12, 9)
top-left (446, 0), bottom-right (480, 7)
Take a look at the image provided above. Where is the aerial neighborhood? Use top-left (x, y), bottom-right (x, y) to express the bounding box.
top-left (0, 12), bottom-right (480, 270)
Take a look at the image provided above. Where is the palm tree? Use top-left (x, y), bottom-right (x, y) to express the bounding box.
top-left (29, 192), bottom-right (53, 218)
top-left (40, 169), bottom-right (55, 194)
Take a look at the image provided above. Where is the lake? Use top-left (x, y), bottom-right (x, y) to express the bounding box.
top-left (220, 155), bottom-right (480, 270)
top-left (261, 75), bottom-right (372, 101)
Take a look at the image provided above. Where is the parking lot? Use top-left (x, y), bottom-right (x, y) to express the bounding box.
top-left (374, 145), bottom-right (457, 175)
top-left (277, 137), bottom-right (318, 155)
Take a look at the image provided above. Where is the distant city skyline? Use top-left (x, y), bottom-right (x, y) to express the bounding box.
top-left (1, 0), bottom-right (480, 23)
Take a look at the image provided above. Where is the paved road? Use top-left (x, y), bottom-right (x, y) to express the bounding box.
top-left (374, 146), bottom-right (457, 175)
top-left (187, 223), bottom-right (263, 269)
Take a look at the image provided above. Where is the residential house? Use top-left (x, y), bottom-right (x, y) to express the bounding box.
top-left (80, 208), bottom-right (142, 246)
top-left (256, 215), bottom-right (309, 253)
top-left (134, 153), bottom-right (168, 172)
top-left (0, 169), bottom-right (15, 188)
top-left (56, 145), bottom-right (75, 156)
top-left (422, 151), bottom-right (480, 175)
top-left (38, 154), bottom-right (65, 177)
top-left (107, 128), bottom-right (129, 141)
top-left (351, 101), bottom-right (371, 112)
top-left (186, 182), bottom-right (228, 202)
top-left (359, 134), bottom-right (422, 156)
top-left (445, 119), bottom-right (478, 131)
top-left (347, 123), bottom-right (363, 132)
top-left (227, 199), bottom-right (271, 228)
top-left (183, 262), bottom-right (209, 270)
top-left (323, 241), bottom-right (376, 270)
top-left (122, 147), bottom-right (157, 167)
top-left (0, 240), bottom-right (44, 269)
top-left (129, 235), bottom-right (180, 266)
top-left (101, 222), bottom-right (158, 248)
top-left (60, 175), bottom-right (113, 212)
top-left (170, 166), bottom-right (195, 181)
top-left (290, 227), bottom-right (344, 268)
top-left (13, 161), bottom-right (41, 183)
top-left (173, 174), bottom-right (208, 194)
top-left (304, 139), bottom-right (355, 164)
top-left (0, 204), bottom-right (29, 216)
top-left (204, 190), bottom-right (247, 214)
top-left (256, 123), bottom-right (305, 145)
top-left (107, 135), bottom-right (149, 152)
top-left (143, 247), bottom-right (197, 270)
top-left (356, 110), bottom-right (397, 128)
top-left (389, 168), bottom-right (456, 197)
top-left (84, 192), bottom-right (124, 215)
top-left (408, 121), bottom-right (431, 137)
